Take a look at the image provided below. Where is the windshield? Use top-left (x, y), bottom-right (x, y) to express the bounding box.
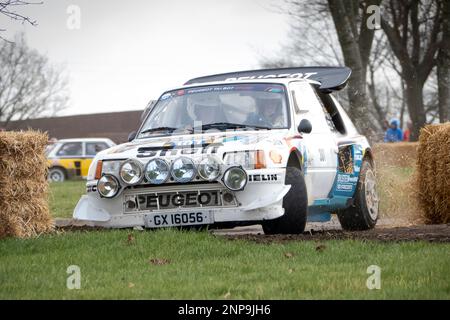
top-left (138, 83), bottom-right (289, 138)
top-left (45, 143), bottom-right (57, 156)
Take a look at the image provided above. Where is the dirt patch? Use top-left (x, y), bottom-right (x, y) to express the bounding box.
top-left (54, 219), bottom-right (450, 243)
top-left (220, 224), bottom-right (450, 243)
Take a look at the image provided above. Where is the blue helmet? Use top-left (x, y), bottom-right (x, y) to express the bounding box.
top-left (390, 118), bottom-right (400, 127)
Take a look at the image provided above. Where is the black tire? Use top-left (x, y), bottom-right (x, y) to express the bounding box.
top-left (262, 166), bottom-right (308, 234)
top-left (48, 167), bottom-right (66, 182)
top-left (337, 159), bottom-right (379, 230)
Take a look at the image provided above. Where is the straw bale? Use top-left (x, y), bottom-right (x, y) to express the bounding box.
top-left (0, 131), bottom-right (53, 238)
top-left (416, 123), bottom-right (450, 224)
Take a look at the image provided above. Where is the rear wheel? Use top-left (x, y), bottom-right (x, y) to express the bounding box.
top-left (337, 159), bottom-right (379, 230)
top-left (262, 167), bottom-right (308, 234)
top-left (48, 167), bottom-right (66, 182)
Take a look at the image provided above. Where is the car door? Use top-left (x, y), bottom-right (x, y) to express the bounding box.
top-left (289, 81), bottom-right (338, 203)
top-left (55, 142), bottom-right (84, 178)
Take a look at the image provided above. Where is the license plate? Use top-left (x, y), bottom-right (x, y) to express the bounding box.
top-left (145, 211), bottom-right (213, 228)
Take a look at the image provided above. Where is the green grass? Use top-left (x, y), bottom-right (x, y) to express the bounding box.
top-left (49, 181), bottom-right (85, 218)
top-left (0, 229), bottom-right (449, 299)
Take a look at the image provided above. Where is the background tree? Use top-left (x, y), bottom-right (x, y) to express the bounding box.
top-left (327, 0), bottom-right (382, 138)
top-left (380, 0), bottom-right (444, 140)
top-left (262, 0), bottom-right (447, 142)
top-left (262, 0), bottom-right (384, 140)
top-left (0, 0), bottom-right (41, 40)
top-left (0, 35), bottom-right (69, 126)
top-left (437, 0), bottom-right (449, 123)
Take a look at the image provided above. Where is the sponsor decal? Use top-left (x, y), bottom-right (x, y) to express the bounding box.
top-left (337, 174), bottom-right (358, 183)
top-left (331, 144), bottom-right (363, 197)
top-left (248, 174), bottom-right (278, 182)
top-left (224, 72), bottom-right (317, 82)
top-left (159, 84), bottom-right (285, 101)
top-left (336, 183), bottom-right (354, 192)
top-left (87, 185), bottom-right (97, 193)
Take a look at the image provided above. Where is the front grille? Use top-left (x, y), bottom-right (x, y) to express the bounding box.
top-left (123, 188), bottom-right (237, 213)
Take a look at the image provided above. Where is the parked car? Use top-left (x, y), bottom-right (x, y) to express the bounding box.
top-left (47, 138), bottom-right (116, 182)
top-left (73, 67), bottom-right (379, 233)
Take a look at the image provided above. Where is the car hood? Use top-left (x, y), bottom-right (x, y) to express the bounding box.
top-left (98, 130), bottom-right (290, 160)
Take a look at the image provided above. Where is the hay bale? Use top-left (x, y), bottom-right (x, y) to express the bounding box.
top-left (416, 123), bottom-right (450, 224)
top-left (372, 142), bottom-right (418, 167)
top-left (0, 131), bottom-right (54, 238)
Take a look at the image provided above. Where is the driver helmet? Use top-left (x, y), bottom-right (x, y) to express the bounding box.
top-left (187, 94), bottom-right (221, 120)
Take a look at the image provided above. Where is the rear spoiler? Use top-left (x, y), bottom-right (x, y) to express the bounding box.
top-left (184, 66), bottom-right (352, 92)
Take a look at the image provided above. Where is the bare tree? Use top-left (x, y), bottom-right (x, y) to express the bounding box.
top-left (326, 0), bottom-right (382, 138)
top-left (0, 35), bottom-right (69, 126)
top-left (437, 0), bottom-right (449, 122)
top-left (0, 0), bottom-right (41, 40)
top-left (261, 0), bottom-right (383, 139)
top-left (380, 0), bottom-right (444, 140)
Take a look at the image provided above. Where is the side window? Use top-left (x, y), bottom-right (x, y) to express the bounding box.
top-left (86, 142), bottom-right (109, 156)
top-left (315, 90), bottom-right (346, 135)
top-left (289, 82), bottom-right (330, 134)
top-left (56, 142), bottom-right (82, 157)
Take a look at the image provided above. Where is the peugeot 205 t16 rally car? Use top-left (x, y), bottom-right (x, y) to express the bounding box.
top-left (73, 67), bottom-right (379, 234)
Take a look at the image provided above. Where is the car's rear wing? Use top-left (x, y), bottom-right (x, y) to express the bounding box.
top-left (184, 66), bottom-right (352, 92)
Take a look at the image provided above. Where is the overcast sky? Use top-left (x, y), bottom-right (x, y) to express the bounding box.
top-left (1, 0), bottom-right (290, 116)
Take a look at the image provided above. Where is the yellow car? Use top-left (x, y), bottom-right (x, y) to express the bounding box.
top-left (47, 138), bottom-right (116, 182)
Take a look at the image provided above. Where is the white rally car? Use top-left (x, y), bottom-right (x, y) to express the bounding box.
top-left (73, 67), bottom-right (379, 234)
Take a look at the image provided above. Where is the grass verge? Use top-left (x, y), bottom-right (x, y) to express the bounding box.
top-left (49, 181), bottom-right (85, 218)
top-left (0, 229), bottom-right (448, 299)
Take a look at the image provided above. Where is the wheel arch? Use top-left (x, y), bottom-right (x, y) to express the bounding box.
top-left (287, 148), bottom-right (303, 170)
top-left (363, 147), bottom-right (375, 166)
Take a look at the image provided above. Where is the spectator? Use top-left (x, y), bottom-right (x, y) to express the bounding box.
top-left (384, 118), bottom-right (403, 142)
top-left (403, 121), bottom-right (413, 141)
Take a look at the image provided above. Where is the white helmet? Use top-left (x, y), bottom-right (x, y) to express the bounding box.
top-left (187, 94), bottom-right (221, 120)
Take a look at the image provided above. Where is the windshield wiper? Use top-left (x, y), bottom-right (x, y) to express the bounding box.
top-left (139, 127), bottom-right (179, 135)
top-left (195, 122), bottom-right (272, 131)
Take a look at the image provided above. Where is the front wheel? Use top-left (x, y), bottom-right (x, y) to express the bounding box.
top-left (337, 159), bottom-right (379, 230)
top-left (48, 167), bottom-right (66, 182)
top-left (262, 167), bottom-right (308, 234)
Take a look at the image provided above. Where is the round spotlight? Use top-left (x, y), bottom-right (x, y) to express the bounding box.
top-left (145, 158), bottom-right (170, 184)
top-left (171, 157), bottom-right (196, 183)
top-left (223, 166), bottom-right (247, 191)
top-left (97, 174), bottom-right (120, 198)
top-left (119, 159), bottom-right (143, 185)
top-left (198, 157), bottom-right (221, 181)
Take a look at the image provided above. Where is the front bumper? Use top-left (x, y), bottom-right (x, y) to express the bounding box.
top-left (73, 168), bottom-right (289, 228)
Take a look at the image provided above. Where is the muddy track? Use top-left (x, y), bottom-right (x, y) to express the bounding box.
top-left (219, 224), bottom-right (450, 243)
top-left (55, 218), bottom-right (450, 243)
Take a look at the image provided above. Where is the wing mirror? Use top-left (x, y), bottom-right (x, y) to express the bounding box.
top-left (128, 131), bottom-right (137, 142)
top-left (298, 119), bottom-right (312, 134)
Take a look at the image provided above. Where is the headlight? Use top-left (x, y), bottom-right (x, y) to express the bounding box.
top-left (198, 157), bottom-right (221, 181)
top-left (223, 166), bottom-right (247, 191)
top-left (102, 160), bottom-right (121, 175)
top-left (223, 151), bottom-right (266, 169)
top-left (145, 158), bottom-right (170, 184)
top-left (119, 159), bottom-right (143, 185)
top-left (171, 157), bottom-right (196, 182)
top-left (97, 174), bottom-right (120, 198)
